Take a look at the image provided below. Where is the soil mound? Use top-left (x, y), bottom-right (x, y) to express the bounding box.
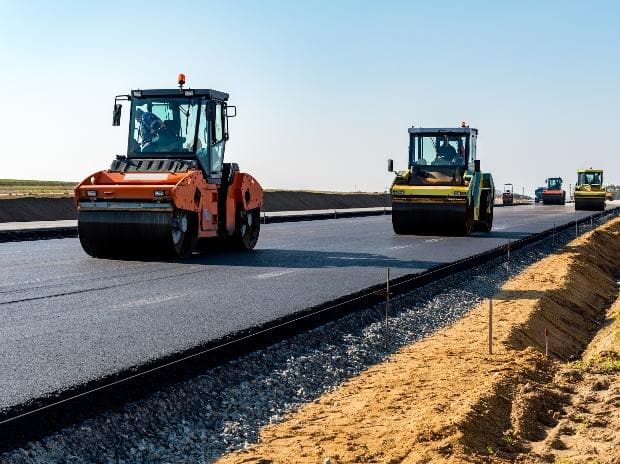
top-left (0, 192), bottom-right (389, 223)
top-left (216, 219), bottom-right (620, 463)
top-left (264, 191), bottom-right (389, 212)
top-left (0, 197), bottom-right (77, 222)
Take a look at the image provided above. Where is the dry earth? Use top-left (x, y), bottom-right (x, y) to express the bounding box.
top-left (216, 219), bottom-right (620, 464)
top-left (0, 192), bottom-right (390, 223)
top-left (520, 300), bottom-right (620, 463)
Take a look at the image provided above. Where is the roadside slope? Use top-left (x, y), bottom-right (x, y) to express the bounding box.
top-left (0, 192), bottom-right (389, 222)
top-left (216, 218), bottom-right (620, 463)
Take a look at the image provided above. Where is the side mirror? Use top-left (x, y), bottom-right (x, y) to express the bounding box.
top-left (474, 159), bottom-right (480, 172)
top-left (112, 104), bottom-right (122, 126)
top-left (387, 159), bottom-right (394, 172)
top-left (225, 105), bottom-right (237, 118)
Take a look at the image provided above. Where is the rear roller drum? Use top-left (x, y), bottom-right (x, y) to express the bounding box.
top-left (234, 207), bottom-right (261, 250)
top-left (170, 209), bottom-right (198, 258)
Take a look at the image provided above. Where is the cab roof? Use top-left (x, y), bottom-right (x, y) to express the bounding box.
top-left (577, 169), bottom-right (603, 173)
top-left (130, 89), bottom-right (229, 101)
top-left (408, 127), bottom-right (478, 135)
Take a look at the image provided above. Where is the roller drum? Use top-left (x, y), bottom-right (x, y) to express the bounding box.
top-left (391, 201), bottom-right (469, 235)
top-left (78, 210), bottom-right (177, 257)
top-left (574, 196), bottom-right (605, 211)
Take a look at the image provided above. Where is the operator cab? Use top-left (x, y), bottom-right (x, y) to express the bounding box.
top-left (112, 83), bottom-right (235, 184)
top-left (409, 127), bottom-right (476, 168)
top-left (546, 177), bottom-right (563, 190)
top-left (577, 171), bottom-right (602, 186)
top-left (404, 126), bottom-right (478, 186)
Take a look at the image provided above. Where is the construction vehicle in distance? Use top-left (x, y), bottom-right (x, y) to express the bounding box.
top-left (606, 187), bottom-right (615, 202)
top-left (74, 74), bottom-right (263, 258)
top-left (574, 169), bottom-right (606, 211)
top-left (502, 184), bottom-right (514, 206)
top-left (387, 124), bottom-right (494, 235)
top-left (542, 177), bottom-right (566, 205)
top-left (534, 186), bottom-right (544, 203)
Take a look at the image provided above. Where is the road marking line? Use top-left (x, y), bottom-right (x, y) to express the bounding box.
top-left (111, 294), bottom-right (184, 311)
top-left (388, 245), bottom-right (412, 250)
top-left (255, 269), bottom-right (298, 279)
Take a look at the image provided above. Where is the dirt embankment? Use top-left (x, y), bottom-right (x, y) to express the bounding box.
top-left (216, 219), bottom-right (620, 464)
top-left (521, 299), bottom-right (620, 463)
top-left (0, 192), bottom-right (389, 223)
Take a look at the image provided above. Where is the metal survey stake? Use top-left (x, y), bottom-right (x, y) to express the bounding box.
top-left (488, 299), bottom-right (493, 355)
top-left (384, 268), bottom-right (390, 349)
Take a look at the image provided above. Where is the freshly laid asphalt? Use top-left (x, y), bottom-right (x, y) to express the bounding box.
top-left (0, 203), bottom-right (616, 412)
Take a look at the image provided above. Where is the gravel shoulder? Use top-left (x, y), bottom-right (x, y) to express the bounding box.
top-left (216, 218), bottom-right (620, 463)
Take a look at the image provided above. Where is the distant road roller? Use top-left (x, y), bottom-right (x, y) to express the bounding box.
top-left (502, 184), bottom-right (514, 206)
top-left (534, 186), bottom-right (544, 203)
top-left (542, 177), bottom-right (566, 205)
top-left (388, 125), bottom-right (494, 235)
top-left (75, 75), bottom-right (263, 258)
top-left (574, 169), bottom-right (606, 211)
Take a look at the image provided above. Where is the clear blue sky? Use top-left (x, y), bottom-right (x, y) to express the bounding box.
top-left (0, 0), bottom-right (618, 194)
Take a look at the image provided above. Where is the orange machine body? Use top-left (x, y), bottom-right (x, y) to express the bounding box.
top-left (75, 168), bottom-right (263, 239)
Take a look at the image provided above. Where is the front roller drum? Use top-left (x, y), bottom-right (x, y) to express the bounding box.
top-left (542, 193), bottom-right (565, 205)
top-left (391, 200), bottom-right (471, 236)
top-left (574, 196), bottom-right (605, 211)
top-left (78, 209), bottom-right (197, 258)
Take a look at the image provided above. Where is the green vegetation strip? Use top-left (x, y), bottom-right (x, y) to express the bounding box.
top-left (0, 179), bottom-right (76, 196)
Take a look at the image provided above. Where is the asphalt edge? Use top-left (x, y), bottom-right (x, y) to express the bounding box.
top-left (0, 209), bottom-right (392, 243)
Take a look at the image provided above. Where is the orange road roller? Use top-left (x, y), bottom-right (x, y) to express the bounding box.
top-left (541, 177), bottom-right (566, 205)
top-left (74, 75), bottom-right (263, 258)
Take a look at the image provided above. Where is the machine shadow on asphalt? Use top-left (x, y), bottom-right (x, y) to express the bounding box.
top-left (467, 230), bottom-right (532, 240)
top-left (182, 248), bottom-right (442, 270)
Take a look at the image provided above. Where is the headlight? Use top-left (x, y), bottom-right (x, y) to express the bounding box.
top-left (86, 190), bottom-right (97, 197)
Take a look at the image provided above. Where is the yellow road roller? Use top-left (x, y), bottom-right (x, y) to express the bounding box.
top-left (574, 169), bottom-right (606, 211)
top-left (388, 125), bottom-right (494, 235)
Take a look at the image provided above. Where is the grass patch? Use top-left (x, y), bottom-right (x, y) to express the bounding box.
top-left (570, 351), bottom-right (620, 374)
top-left (592, 351), bottom-right (620, 373)
top-left (0, 179), bottom-right (76, 196)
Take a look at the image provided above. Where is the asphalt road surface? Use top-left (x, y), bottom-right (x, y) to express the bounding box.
top-left (0, 203), bottom-right (615, 411)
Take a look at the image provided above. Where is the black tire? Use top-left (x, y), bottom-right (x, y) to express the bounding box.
top-left (461, 201), bottom-right (474, 235)
top-left (170, 209), bottom-right (198, 258)
top-left (234, 207), bottom-right (261, 250)
top-left (474, 193), bottom-right (494, 233)
top-left (476, 204), bottom-right (493, 232)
